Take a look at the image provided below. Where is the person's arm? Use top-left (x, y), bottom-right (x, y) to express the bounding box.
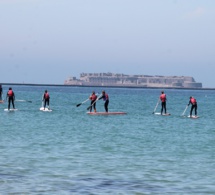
top-left (187, 100), bottom-right (191, 106)
top-left (98, 95), bottom-right (104, 100)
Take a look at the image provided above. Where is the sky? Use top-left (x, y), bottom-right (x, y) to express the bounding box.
top-left (0, 0), bottom-right (215, 87)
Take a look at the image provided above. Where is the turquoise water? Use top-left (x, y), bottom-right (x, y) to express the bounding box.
top-left (0, 86), bottom-right (215, 194)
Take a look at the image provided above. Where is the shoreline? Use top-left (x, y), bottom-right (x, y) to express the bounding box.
top-left (1, 83), bottom-right (214, 90)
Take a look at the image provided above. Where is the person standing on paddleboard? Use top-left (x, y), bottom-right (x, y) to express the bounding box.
top-left (6, 87), bottom-right (15, 110)
top-left (43, 90), bottom-right (50, 110)
top-left (160, 91), bottom-right (167, 115)
top-left (99, 90), bottom-right (109, 112)
top-left (89, 91), bottom-right (97, 112)
top-left (188, 96), bottom-right (197, 117)
top-left (0, 85), bottom-right (2, 100)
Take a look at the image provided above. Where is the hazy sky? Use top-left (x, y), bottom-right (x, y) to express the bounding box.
top-left (0, 0), bottom-right (214, 87)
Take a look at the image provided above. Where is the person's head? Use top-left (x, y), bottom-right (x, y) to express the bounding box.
top-left (161, 91), bottom-right (164, 94)
top-left (9, 87), bottom-right (12, 90)
top-left (190, 96), bottom-right (192, 99)
top-left (92, 91), bottom-right (95, 94)
top-left (45, 90), bottom-right (47, 93)
top-left (102, 90), bottom-right (105, 94)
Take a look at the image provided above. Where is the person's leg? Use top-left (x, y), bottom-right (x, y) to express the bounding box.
top-left (195, 105), bottom-right (197, 115)
top-left (8, 98), bottom-right (11, 110)
top-left (161, 102), bottom-right (164, 114)
top-left (104, 100), bottom-right (109, 112)
top-left (93, 102), bottom-right (96, 112)
top-left (190, 105), bottom-right (194, 116)
top-left (44, 100), bottom-right (47, 109)
top-left (90, 102), bottom-right (92, 112)
top-left (12, 98), bottom-right (15, 109)
top-left (164, 102), bottom-right (166, 114)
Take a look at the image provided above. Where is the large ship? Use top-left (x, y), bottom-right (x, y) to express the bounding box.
top-left (64, 73), bottom-right (202, 88)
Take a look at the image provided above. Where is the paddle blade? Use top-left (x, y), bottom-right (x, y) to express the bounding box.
top-left (76, 103), bottom-right (82, 107)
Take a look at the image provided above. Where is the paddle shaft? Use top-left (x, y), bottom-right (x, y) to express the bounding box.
top-left (153, 98), bottom-right (160, 114)
top-left (76, 98), bottom-right (89, 107)
top-left (182, 105), bottom-right (188, 116)
top-left (15, 100), bottom-right (32, 103)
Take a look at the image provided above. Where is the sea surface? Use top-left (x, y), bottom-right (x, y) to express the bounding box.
top-left (0, 85), bottom-right (215, 194)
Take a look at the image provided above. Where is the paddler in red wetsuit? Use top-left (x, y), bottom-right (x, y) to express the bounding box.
top-left (160, 91), bottom-right (167, 115)
top-left (99, 90), bottom-right (109, 112)
top-left (43, 90), bottom-right (50, 110)
top-left (6, 87), bottom-right (15, 110)
top-left (89, 91), bottom-right (97, 112)
top-left (188, 96), bottom-right (197, 116)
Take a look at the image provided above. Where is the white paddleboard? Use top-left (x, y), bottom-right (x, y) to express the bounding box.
top-left (154, 112), bottom-right (171, 116)
top-left (188, 115), bottom-right (199, 119)
top-left (4, 108), bottom-right (18, 112)
top-left (40, 107), bottom-right (52, 112)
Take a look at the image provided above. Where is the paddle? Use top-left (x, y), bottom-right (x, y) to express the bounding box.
top-left (77, 93), bottom-right (99, 107)
top-left (87, 94), bottom-right (102, 110)
top-left (76, 98), bottom-right (89, 107)
top-left (152, 98), bottom-right (160, 114)
top-left (15, 99), bottom-right (32, 103)
top-left (181, 105), bottom-right (188, 116)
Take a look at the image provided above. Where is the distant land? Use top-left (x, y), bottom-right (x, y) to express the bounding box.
top-left (64, 73), bottom-right (203, 89)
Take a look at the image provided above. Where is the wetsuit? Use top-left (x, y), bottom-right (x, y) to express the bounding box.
top-left (43, 92), bottom-right (50, 109)
top-left (7, 89), bottom-right (15, 109)
top-left (160, 93), bottom-right (166, 114)
top-left (0, 86), bottom-right (2, 100)
top-left (99, 93), bottom-right (109, 112)
top-left (188, 97), bottom-right (197, 116)
top-left (89, 94), bottom-right (97, 112)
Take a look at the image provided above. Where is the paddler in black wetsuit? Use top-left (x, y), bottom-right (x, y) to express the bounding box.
top-left (188, 96), bottom-right (197, 117)
top-left (43, 90), bottom-right (50, 110)
top-left (0, 85), bottom-right (2, 101)
top-left (160, 91), bottom-right (167, 115)
top-left (99, 90), bottom-right (109, 112)
top-left (6, 87), bottom-right (15, 110)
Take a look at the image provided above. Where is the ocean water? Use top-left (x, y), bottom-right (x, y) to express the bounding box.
top-left (0, 85), bottom-right (215, 194)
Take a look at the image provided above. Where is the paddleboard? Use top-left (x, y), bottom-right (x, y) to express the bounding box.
top-left (188, 115), bottom-right (199, 119)
top-left (154, 112), bottom-right (171, 116)
top-left (40, 107), bottom-right (52, 112)
top-left (4, 108), bottom-right (18, 112)
top-left (87, 112), bottom-right (126, 115)
top-left (0, 100), bottom-right (4, 103)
